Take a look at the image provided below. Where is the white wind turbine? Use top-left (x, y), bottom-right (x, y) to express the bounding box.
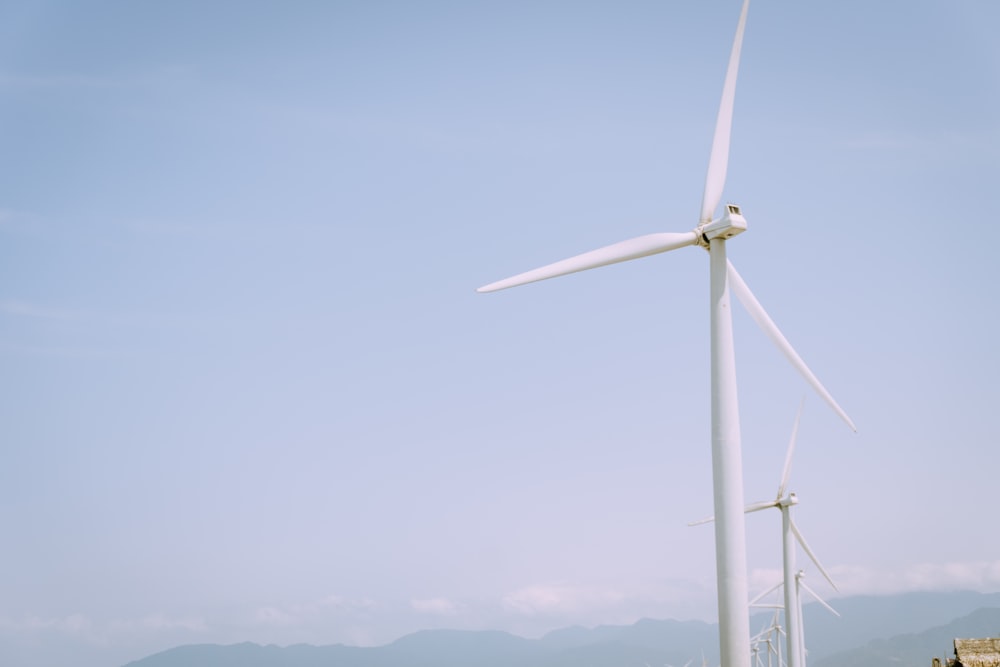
top-left (750, 611), bottom-right (783, 667)
top-left (753, 570), bottom-right (840, 667)
top-left (476, 1), bottom-right (856, 665)
top-left (749, 574), bottom-right (839, 667)
top-left (744, 401), bottom-right (839, 667)
top-left (793, 570), bottom-right (840, 667)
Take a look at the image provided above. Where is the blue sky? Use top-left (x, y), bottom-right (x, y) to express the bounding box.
top-left (1, 1), bottom-right (998, 666)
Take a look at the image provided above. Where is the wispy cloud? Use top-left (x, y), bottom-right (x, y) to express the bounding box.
top-left (255, 606), bottom-right (296, 626)
top-left (750, 560), bottom-right (1000, 603)
top-left (410, 597), bottom-right (461, 615)
top-left (0, 611), bottom-right (207, 646)
top-left (252, 594), bottom-right (377, 628)
top-left (501, 583), bottom-right (625, 616)
top-left (831, 560), bottom-right (1000, 596)
top-left (113, 614), bottom-right (208, 633)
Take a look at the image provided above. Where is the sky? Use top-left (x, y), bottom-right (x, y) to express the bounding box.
top-left (1, 1), bottom-right (998, 666)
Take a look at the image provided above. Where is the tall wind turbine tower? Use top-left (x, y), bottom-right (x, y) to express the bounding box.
top-left (477, 2), bottom-right (856, 664)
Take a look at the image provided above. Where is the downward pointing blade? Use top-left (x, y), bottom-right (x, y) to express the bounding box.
top-left (700, 0), bottom-right (750, 223)
top-left (477, 232), bottom-right (698, 293)
top-left (727, 261), bottom-right (857, 432)
top-left (789, 517), bottom-right (838, 591)
top-left (798, 579), bottom-right (841, 617)
top-left (777, 397), bottom-right (805, 499)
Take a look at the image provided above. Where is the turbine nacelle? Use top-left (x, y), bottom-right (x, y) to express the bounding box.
top-left (700, 204), bottom-right (748, 245)
top-left (778, 492), bottom-right (798, 509)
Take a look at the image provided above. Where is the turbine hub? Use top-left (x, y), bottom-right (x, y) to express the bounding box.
top-left (700, 204), bottom-right (748, 244)
top-left (779, 492), bottom-right (798, 508)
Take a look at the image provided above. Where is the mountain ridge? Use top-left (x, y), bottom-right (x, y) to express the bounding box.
top-left (123, 591), bottom-right (1000, 667)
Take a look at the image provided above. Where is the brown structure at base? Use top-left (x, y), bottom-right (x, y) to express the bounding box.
top-left (936, 638), bottom-right (1000, 667)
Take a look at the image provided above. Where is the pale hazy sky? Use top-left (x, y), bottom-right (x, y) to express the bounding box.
top-left (1, 1), bottom-right (998, 666)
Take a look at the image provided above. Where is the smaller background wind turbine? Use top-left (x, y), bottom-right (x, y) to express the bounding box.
top-left (750, 609), bottom-right (784, 667)
top-left (794, 570), bottom-right (840, 667)
top-left (745, 400), bottom-right (839, 667)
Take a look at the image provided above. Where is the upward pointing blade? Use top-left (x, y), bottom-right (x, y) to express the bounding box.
top-left (749, 580), bottom-right (784, 607)
top-left (727, 261), bottom-right (857, 432)
top-left (477, 231), bottom-right (698, 293)
top-left (700, 0), bottom-right (750, 223)
top-left (777, 397), bottom-right (805, 499)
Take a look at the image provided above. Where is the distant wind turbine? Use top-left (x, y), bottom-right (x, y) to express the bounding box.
top-left (744, 400), bottom-right (839, 667)
top-left (794, 570), bottom-right (839, 667)
top-left (749, 611), bottom-right (784, 667)
top-left (476, 1), bottom-right (855, 664)
top-left (749, 607), bottom-right (786, 667)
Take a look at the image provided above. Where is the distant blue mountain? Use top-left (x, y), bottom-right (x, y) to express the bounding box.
top-left (123, 590), bottom-right (1000, 667)
top-left (813, 607), bottom-right (1000, 667)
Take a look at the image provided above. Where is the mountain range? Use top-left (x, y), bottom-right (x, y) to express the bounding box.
top-left (124, 590), bottom-right (1000, 667)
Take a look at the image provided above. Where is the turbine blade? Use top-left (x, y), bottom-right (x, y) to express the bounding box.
top-left (777, 397), bottom-right (805, 499)
top-left (688, 514), bottom-right (715, 527)
top-left (699, 0), bottom-right (750, 223)
top-left (745, 499), bottom-right (779, 514)
top-left (799, 579), bottom-right (841, 617)
top-left (789, 518), bottom-right (838, 591)
top-left (477, 232), bottom-right (699, 293)
top-left (749, 580), bottom-right (784, 607)
top-left (727, 261), bottom-right (857, 432)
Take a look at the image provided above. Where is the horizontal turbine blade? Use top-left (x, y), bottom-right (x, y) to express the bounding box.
top-left (745, 499), bottom-right (779, 514)
top-left (477, 232), bottom-right (698, 293)
top-left (789, 517), bottom-right (838, 591)
top-left (727, 261), bottom-right (857, 432)
top-left (688, 514), bottom-right (715, 527)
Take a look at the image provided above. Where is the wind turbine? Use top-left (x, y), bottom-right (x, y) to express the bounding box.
top-left (750, 598), bottom-right (785, 667)
top-left (476, 1), bottom-right (855, 665)
top-left (745, 401), bottom-right (839, 667)
top-left (795, 570), bottom-right (840, 667)
top-left (749, 574), bottom-right (838, 667)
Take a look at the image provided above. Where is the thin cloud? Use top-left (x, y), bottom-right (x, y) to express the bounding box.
top-left (410, 598), bottom-right (460, 615)
top-left (830, 560), bottom-right (1000, 596)
top-left (751, 560), bottom-right (1000, 602)
top-left (251, 594), bottom-right (378, 628)
top-left (0, 611), bottom-right (207, 645)
top-left (255, 606), bottom-right (296, 626)
top-left (502, 583), bottom-right (625, 616)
